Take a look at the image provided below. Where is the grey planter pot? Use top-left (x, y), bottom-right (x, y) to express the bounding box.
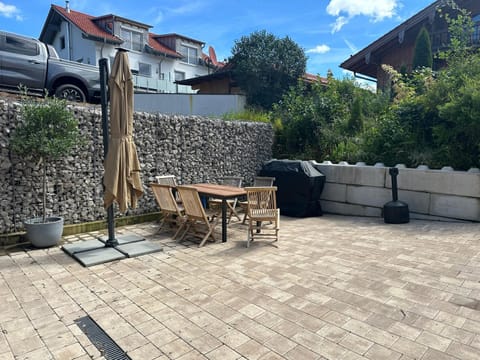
top-left (24, 217), bottom-right (64, 248)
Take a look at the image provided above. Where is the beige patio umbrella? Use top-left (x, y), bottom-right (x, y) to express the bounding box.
top-left (104, 50), bottom-right (143, 213)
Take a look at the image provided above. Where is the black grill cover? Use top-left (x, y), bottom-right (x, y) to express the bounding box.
top-left (259, 160), bottom-right (325, 217)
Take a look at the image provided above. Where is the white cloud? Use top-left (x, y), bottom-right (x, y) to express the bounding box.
top-left (150, 1), bottom-right (206, 24)
top-left (306, 44), bottom-right (331, 54)
top-left (153, 11), bottom-right (164, 24)
top-left (326, 0), bottom-right (398, 32)
top-left (0, 1), bottom-right (22, 20)
top-left (331, 16), bottom-right (348, 33)
top-left (169, 1), bottom-right (205, 15)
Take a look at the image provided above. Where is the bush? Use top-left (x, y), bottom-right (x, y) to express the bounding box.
top-left (270, 3), bottom-right (479, 170)
top-left (272, 76), bottom-right (388, 161)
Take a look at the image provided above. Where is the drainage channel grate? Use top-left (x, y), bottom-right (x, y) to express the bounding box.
top-left (75, 316), bottom-right (131, 360)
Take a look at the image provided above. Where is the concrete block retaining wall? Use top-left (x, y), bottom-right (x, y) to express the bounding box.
top-left (0, 99), bottom-right (273, 234)
top-left (312, 161), bottom-right (480, 222)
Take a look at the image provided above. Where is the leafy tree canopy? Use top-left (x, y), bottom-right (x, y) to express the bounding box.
top-left (230, 30), bottom-right (307, 109)
top-left (11, 97), bottom-right (81, 162)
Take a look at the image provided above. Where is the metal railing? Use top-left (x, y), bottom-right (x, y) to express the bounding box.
top-left (431, 24), bottom-right (480, 52)
top-left (132, 75), bottom-right (195, 94)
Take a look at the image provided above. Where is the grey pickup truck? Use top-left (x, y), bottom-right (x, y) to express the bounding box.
top-left (0, 30), bottom-right (100, 103)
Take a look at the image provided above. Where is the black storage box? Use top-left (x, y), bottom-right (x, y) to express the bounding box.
top-left (259, 160), bottom-right (325, 217)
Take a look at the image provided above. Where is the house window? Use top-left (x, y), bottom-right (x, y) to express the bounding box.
top-left (174, 71), bottom-right (185, 81)
top-left (121, 28), bottom-right (143, 52)
top-left (179, 45), bottom-right (198, 65)
top-left (138, 62), bottom-right (151, 77)
top-left (174, 71), bottom-right (185, 93)
top-left (60, 36), bottom-right (65, 50)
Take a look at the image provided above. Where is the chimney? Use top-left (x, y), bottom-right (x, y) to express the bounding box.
top-left (65, 0), bottom-right (70, 13)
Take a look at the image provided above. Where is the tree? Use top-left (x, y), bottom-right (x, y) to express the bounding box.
top-left (412, 27), bottom-right (433, 69)
top-left (231, 30), bottom-right (306, 109)
top-left (11, 96), bottom-right (82, 222)
top-left (437, 0), bottom-right (475, 64)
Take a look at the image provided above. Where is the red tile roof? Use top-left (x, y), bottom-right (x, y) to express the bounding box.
top-left (48, 5), bottom-right (228, 64)
top-left (51, 5), bottom-right (189, 59)
top-left (148, 33), bottom-right (181, 58)
top-left (303, 73), bottom-right (328, 84)
top-left (201, 50), bottom-right (225, 68)
top-left (52, 5), bottom-right (120, 43)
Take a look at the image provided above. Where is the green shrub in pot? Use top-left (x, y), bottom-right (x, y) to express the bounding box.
top-left (10, 96), bottom-right (82, 247)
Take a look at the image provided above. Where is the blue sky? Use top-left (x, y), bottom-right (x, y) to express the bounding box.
top-left (1, 0), bottom-right (435, 79)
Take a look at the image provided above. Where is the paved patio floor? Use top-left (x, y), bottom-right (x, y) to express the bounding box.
top-left (1, 215), bottom-right (480, 360)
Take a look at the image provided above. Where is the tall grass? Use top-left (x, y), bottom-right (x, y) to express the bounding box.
top-left (222, 108), bottom-right (271, 123)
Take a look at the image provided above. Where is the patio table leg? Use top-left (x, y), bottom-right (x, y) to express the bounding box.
top-left (221, 199), bottom-right (227, 242)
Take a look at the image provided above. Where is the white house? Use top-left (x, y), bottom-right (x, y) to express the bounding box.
top-left (39, 2), bottom-right (218, 94)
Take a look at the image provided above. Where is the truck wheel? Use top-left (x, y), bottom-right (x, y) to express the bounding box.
top-left (54, 84), bottom-right (86, 102)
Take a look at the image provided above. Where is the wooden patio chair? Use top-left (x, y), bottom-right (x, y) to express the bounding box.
top-left (156, 174), bottom-right (182, 203)
top-left (245, 186), bottom-right (279, 248)
top-left (177, 185), bottom-right (219, 247)
top-left (155, 174), bottom-right (177, 186)
top-left (208, 176), bottom-right (243, 223)
top-left (150, 183), bottom-right (185, 238)
top-left (240, 176), bottom-right (276, 224)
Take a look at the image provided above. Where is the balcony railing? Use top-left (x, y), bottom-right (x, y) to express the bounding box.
top-left (132, 75), bottom-right (195, 94)
top-left (431, 24), bottom-right (480, 52)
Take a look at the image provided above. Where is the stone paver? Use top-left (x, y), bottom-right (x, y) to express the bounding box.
top-left (0, 215), bottom-right (479, 359)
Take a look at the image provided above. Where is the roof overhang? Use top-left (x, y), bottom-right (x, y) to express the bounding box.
top-left (144, 45), bottom-right (181, 59)
top-left (81, 33), bottom-right (122, 45)
top-left (39, 8), bottom-right (61, 43)
top-left (154, 33), bottom-right (205, 47)
top-left (93, 14), bottom-right (152, 29)
top-left (340, 0), bottom-right (440, 79)
top-left (175, 70), bottom-right (232, 85)
top-left (40, 5), bottom-right (122, 45)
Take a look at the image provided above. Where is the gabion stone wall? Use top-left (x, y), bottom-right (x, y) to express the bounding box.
top-left (0, 98), bottom-right (273, 234)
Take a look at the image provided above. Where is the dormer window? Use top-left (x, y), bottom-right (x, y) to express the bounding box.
top-left (179, 45), bottom-right (198, 65)
top-left (121, 27), bottom-right (143, 52)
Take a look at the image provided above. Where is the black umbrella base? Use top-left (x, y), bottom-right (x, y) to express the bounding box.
top-left (63, 235), bottom-right (162, 267)
top-left (383, 200), bottom-right (410, 224)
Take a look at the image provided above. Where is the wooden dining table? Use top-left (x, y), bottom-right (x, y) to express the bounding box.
top-left (188, 183), bottom-right (246, 243)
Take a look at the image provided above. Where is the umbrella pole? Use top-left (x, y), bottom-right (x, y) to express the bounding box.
top-left (99, 58), bottom-right (117, 247)
top-left (61, 53), bottom-right (161, 267)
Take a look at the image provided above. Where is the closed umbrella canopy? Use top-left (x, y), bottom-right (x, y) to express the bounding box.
top-left (104, 50), bottom-right (143, 213)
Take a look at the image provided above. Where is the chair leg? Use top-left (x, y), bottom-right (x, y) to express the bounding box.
top-left (242, 211), bottom-right (248, 225)
top-left (178, 222), bottom-right (192, 241)
top-left (155, 213), bottom-right (169, 233)
top-left (156, 220), bottom-right (165, 234)
top-left (199, 226), bottom-right (214, 247)
top-left (226, 202), bottom-right (241, 223)
top-left (247, 218), bottom-right (256, 247)
top-left (172, 219), bottom-right (186, 239)
top-left (275, 210), bottom-right (280, 242)
top-left (231, 209), bottom-right (241, 222)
